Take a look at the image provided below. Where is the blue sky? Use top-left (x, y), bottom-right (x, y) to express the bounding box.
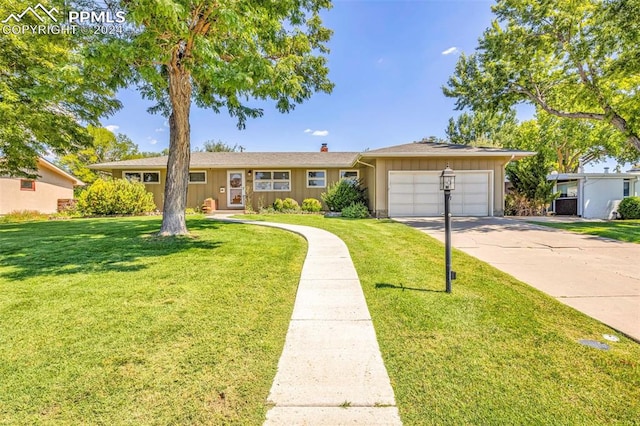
top-left (102, 0), bottom-right (618, 171)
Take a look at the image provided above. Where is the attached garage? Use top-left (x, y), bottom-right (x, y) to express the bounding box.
top-left (388, 171), bottom-right (492, 217)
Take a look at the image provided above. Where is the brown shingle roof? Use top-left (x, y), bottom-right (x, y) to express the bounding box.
top-left (91, 152), bottom-right (360, 170)
top-left (363, 141), bottom-right (535, 158)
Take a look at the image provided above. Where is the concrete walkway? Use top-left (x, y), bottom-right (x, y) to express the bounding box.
top-left (212, 216), bottom-right (401, 425)
top-left (397, 217), bottom-right (640, 342)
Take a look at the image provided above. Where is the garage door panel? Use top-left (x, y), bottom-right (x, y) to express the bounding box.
top-left (391, 174), bottom-right (414, 184)
top-left (414, 193), bottom-right (437, 203)
top-left (464, 193), bottom-right (488, 204)
top-left (414, 183), bottom-right (439, 193)
top-left (414, 174), bottom-right (438, 184)
top-left (389, 171), bottom-right (491, 217)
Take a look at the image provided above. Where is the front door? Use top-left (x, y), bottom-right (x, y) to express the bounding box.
top-left (227, 170), bottom-right (245, 208)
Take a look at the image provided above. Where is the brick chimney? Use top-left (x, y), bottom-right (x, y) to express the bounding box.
top-left (320, 143), bottom-right (328, 152)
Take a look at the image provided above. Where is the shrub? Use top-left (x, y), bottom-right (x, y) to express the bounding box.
top-left (321, 178), bottom-right (368, 212)
top-left (618, 196), bottom-right (640, 219)
top-left (282, 198), bottom-right (300, 211)
top-left (77, 178), bottom-right (156, 216)
top-left (273, 198), bottom-right (284, 211)
top-left (301, 198), bottom-right (322, 212)
top-left (0, 210), bottom-right (49, 223)
top-left (341, 202), bottom-right (370, 219)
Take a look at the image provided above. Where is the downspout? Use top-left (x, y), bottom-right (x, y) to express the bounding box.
top-left (356, 159), bottom-right (376, 217)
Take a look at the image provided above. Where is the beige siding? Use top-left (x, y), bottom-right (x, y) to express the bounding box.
top-left (117, 167), bottom-right (368, 212)
top-left (0, 166), bottom-right (75, 214)
top-left (370, 157), bottom-right (508, 216)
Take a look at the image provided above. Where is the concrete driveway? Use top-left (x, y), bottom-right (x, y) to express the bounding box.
top-left (395, 217), bottom-right (640, 342)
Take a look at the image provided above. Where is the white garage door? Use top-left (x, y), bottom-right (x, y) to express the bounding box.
top-left (388, 171), bottom-right (492, 217)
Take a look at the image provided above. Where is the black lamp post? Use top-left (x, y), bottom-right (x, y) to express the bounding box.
top-left (440, 165), bottom-right (456, 293)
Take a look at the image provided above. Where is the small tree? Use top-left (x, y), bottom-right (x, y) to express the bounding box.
top-left (77, 179), bottom-right (156, 216)
top-left (321, 179), bottom-right (368, 212)
top-left (506, 153), bottom-right (558, 216)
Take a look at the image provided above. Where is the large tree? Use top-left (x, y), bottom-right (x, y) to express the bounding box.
top-left (514, 110), bottom-right (636, 173)
top-left (443, 0), bottom-right (640, 153)
top-left (0, 0), bottom-right (120, 177)
top-left (446, 109), bottom-right (518, 147)
top-left (57, 126), bottom-right (141, 184)
top-left (93, 0), bottom-right (333, 235)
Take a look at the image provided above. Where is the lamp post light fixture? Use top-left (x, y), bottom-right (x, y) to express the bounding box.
top-left (440, 165), bottom-right (456, 293)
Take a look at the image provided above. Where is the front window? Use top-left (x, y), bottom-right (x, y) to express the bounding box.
top-left (189, 171), bottom-right (207, 184)
top-left (557, 181), bottom-right (578, 198)
top-left (254, 170), bottom-right (291, 192)
top-left (623, 180), bottom-right (630, 197)
top-left (307, 170), bottom-right (326, 188)
top-left (124, 171), bottom-right (160, 184)
top-left (20, 179), bottom-right (35, 191)
top-left (340, 170), bottom-right (359, 181)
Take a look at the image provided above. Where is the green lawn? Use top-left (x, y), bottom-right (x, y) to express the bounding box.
top-left (0, 216), bottom-right (305, 425)
top-left (242, 214), bottom-right (640, 425)
top-left (531, 220), bottom-right (640, 243)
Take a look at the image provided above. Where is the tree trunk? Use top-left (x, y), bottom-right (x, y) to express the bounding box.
top-left (159, 58), bottom-right (192, 236)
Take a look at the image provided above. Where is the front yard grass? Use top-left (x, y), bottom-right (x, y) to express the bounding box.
top-left (242, 214), bottom-right (640, 425)
top-left (0, 216), bottom-right (305, 424)
top-left (531, 219), bottom-right (640, 243)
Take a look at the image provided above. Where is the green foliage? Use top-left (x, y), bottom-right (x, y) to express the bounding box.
top-left (273, 198), bottom-right (284, 211)
top-left (0, 0), bottom-right (120, 177)
top-left (512, 110), bottom-right (636, 172)
top-left (282, 198), bottom-right (300, 211)
top-left (272, 198), bottom-right (300, 212)
top-left (447, 110), bottom-right (518, 147)
top-left (0, 210), bottom-right (49, 224)
top-left (321, 179), bottom-right (368, 212)
top-left (57, 126), bottom-right (142, 184)
top-left (506, 153), bottom-right (558, 216)
top-left (341, 202), bottom-right (370, 219)
top-left (443, 0), bottom-right (640, 154)
top-left (301, 198), bottom-right (322, 212)
top-left (77, 179), bottom-right (156, 216)
top-left (618, 197), bottom-right (640, 220)
top-left (88, 0), bottom-right (334, 234)
top-left (194, 140), bottom-right (244, 152)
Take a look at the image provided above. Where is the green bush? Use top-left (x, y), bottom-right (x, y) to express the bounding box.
top-left (273, 198), bottom-right (284, 211)
top-left (77, 178), bottom-right (156, 216)
top-left (618, 196), bottom-right (640, 219)
top-left (301, 198), bottom-right (322, 212)
top-left (341, 202), bottom-right (370, 219)
top-left (321, 178), bottom-right (368, 212)
top-left (282, 198), bottom-right (300, 211)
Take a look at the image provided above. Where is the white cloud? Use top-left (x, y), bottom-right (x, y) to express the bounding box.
top-left (105, 124), bottom-right (119, 132)
top-left (312, 130), bottom-right (329, 137)
top-left (442, 47), bottom-right (458, 55)
top-left (155, 128), bottom-right (165, 132)
top-left (304, 128), bottom-right (312, 133)
top-left (147, 137), bottom-right (158, 145)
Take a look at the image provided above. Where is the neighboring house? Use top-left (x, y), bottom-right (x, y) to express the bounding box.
top-left (90, 141), bottom-right (533, 217)
top-left (0, 158), bottom-right (84, 214)
top-left (548, 171), bottom-right (640, 219)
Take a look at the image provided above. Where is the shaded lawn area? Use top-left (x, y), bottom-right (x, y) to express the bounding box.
top-left (242, 214), bottom-right (640, 425)
top-left (0, 216), bottom-right (305, 425)
top-left (530, 220), bottom-right (640, 243)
